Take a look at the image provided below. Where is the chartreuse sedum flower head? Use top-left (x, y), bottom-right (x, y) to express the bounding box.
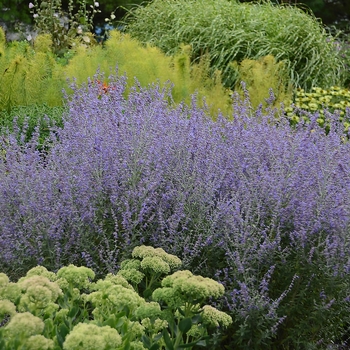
top-left (152, 286), bottom-right (185, 308)
top-left (21, 266), bottom-right (57, 281)
top-left (57, 265), bottom-right (95, 290)
top-left (0, 273), bottom-right (9, 288)
top-left (117, 268), bottom-right (145, 285)
top-left (0, 299), bottom-right (16, 317)
top-left (141, 256), bottom-right (171, 274)
top-left (89, 274), bottom-right (134, 293)
top-left (141, 317), bottom-right (168, 333)
top-left (26, 335), bottom-right (54, 350)
top-left (0, 273), bottom-right (21, 303)
top-left (134, 301), bottom-right (162, 319)
top-left (4, 312), bottom-right (44, 337)
top-left (132, 245), bottom-right (182, 270)
top-left (18, 276), bottom-right (62, 301)
top-left (120, 259), bottom-right (142, 270)
top-left (201, 305), bottom-right (233, 328)
top-left (130, 340), bottom-right (147, 350)
top-left (158, 270), bottom-right (225, 301)
top-left (63, 323), bottom-right (122, 350)
top-left (104, 273), bottom-right (134, 289)
top-left (86, 283), bottom-right (145, 320)
top-left (17, 276), bottom-right (62, 313)
top-left (18, 285), bottom-right (59, 313)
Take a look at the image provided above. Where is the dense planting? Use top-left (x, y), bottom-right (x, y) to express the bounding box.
top-left (1, 74), bottom-right (350, 348)
top-left (123, 0), bottom-right (345, 90)
top-left (0, 245), bottom-right (231, 349)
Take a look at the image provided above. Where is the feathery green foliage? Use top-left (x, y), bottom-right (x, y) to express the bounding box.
top-left (63, 30), bottom-right (232, 116)
top-left (0, 31), bottom-right (64, 112)
top-left (232, 55), bottom-right (293, 109)
top-left (123, 0), bottom-right (345, 90)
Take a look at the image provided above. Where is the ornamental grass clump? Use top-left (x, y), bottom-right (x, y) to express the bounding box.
top-left (1, 71), bottom-right (350, 348)
top-left (123, 0), bottom-right (344, 90)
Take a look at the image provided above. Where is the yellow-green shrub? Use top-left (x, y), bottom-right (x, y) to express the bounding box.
top-left (63, 30), bottom-right (232, 117)
top-left (0, 29), bottom-right (64, 112)
top-left (231, 55), bottom-right (293, 109)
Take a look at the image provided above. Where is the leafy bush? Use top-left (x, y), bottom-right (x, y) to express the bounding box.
top-left (123, 0), bottom-right (345, 90)
top-left (63, 30), bottom-right (232, 116)
top-left (28, 0), bottom-right (100, 56)
top-left (0, 27), bottom-right (231, 117)
top-left (1, 73), bottom-right (350, 348)
top-left (0, 245), bottom-right (231, 349)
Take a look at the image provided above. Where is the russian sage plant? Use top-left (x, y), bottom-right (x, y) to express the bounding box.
top-left (1, 71), bottom-right (350, 348)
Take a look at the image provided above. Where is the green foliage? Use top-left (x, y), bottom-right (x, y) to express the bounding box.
top-left (0, 104), bottom-right (65, 151)
top-left (0, 246), bottom-right (231, 350)
top-left (0, 32), bottom-right (65, 112)
top-left (123, 0), bottom-right (345, 91)
top-left (232, 54), bottom-right (293, 109)
top-left (63, 30), bottom-right (233, 117)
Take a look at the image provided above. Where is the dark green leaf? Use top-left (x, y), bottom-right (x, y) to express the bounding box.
top-left (162, 329), bottom-right (174, 350)
top-left (179, 318), bottom-right (192, 334)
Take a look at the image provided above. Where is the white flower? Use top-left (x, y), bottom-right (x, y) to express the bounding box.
top-left (110, 14), bottom-right (116, 20)
top-left (94, 2), bottom-right (99, 7)
top-left (105, 18), bottom-right (110, 22)
top-left (76, 26), bottom-right (83, 34)
top-left (27, 34), bottom-right (32, 41)
top-left (82, 36), bottom-right (90, 43)
top-left (29, 2), bottom-right (34, 9)
top-left (33, 14), bottom-right (39, 18)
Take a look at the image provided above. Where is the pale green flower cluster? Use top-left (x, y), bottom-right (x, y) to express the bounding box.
top-left (63, 323), bottom-right (122, 350)
top-left (134, 301), bottom-right (162, 319)
top-left (17, 275), bottom-right (63, 314)
top-left (0, 273), bottom-right (21, 302)
top-left (26, 334), bottom-right (55, 350)
top-left (0, 299), bottom-right (16, 317)
top-left (57, 264), bottom-right (95, 290)
top-left (141, 317), bottom-right (168, 333)
top-left (141, 256), bottom-right (171, 274)
top-left (153, 270), bottom-right (225, 305)
top-left (4, 311), bottom-right (44, 337)
top-left (117, 245), bottom-right (182, 288)
top-left (132, 245), bottom-right (182, 270)
top-left (201, 305), bottom-right (233, 328)
top-left (117, 267), bottom-right (145, 284)
top-left (20, 266), bottom-right (57, 282)
top-left (85, 281), bottom-right (146, 320)
top-left (0, 246), bottom-right (233, 349)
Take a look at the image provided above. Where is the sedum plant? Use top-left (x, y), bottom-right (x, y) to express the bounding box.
top-left (0, 246), bottom-right (231, 349)
top-left (1, 73), bottom-right (350, 348)
top-left (122, 0), bottom-right (345, 91)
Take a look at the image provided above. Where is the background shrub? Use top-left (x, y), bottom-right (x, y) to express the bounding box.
top-left (231, 54), bottom-right (293, 109)
top-left (0, 27), bottom-right (231, 117)
top-left (123, 0), bottom-right (345, 90)
top-left (1, 73), bottom-right (350, 348)
top-left (0, 29), bottom-right (64, 112)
